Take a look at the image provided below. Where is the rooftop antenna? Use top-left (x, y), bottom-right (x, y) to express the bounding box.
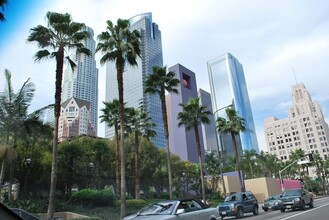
top-left (292, 67), bottom-right (298, 84)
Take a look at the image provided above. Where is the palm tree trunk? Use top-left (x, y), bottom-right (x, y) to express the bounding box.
top-left (114, 123), bottom-right (120, 196)
top-left (231, 133), bottom-right (244, 192)
top-left (47, 48), bottom-right (64, 220)
top-left (0, 155), bottom-right (6, 200)
top-left (160, 90), bottom-right (173, 199)
top-left (134, 132), bottom-right (140, 199)
top-left (117, 57), bottom-right (127, 220)
top-left (194, 125), bottom-right (206, 202)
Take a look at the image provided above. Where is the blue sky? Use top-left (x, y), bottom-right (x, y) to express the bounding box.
top-left (1, 0), bottom-right (329, 152)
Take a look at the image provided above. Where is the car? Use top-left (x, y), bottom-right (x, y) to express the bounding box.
top-left (123, 198), bottom-right (220, 220)
top-left (217, 191), bottom-right (259, 219)
top-left (262, 194), bottom-right (283, 211)
top-left (280, 188), bottom-right (314, 212)
top-left (0, 202), bottom-right (23, 220)
top-left (10, 208), bottom-right (42, 220)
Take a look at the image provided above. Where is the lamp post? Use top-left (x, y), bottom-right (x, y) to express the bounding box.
top-left (213, 104), bottom-right (233, 196)
top-left (88, 162), bottom-right (94, 189)
top-left (182, 172), bottom-right (188, 198)
top-left (23, 158), bottom-right (32, 197)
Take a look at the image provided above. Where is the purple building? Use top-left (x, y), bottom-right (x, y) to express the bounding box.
top-left (166, 64), bottom-right (205, 163)
top-left (198, 89), bottom-right (218, 153)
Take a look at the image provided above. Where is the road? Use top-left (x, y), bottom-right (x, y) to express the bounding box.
top-left (222, 196), bottom-right (329, 220)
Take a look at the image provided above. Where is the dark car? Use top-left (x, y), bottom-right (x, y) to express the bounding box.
top-left (217, 191), bottom-right (259, 219)
top-left (262, 194), bottom-right (283, 211)
top-left (280, 188), bottom-right (314, 212)
top-left (10, 208), bottom-right (42, 220)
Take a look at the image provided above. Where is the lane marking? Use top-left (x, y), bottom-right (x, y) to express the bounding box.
top-left (280, 202), bottom-right (329, 220)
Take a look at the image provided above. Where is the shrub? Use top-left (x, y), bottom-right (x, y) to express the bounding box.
top-left (72, 189), bottom-right (115, 207)
top-left (126, 199), bottom-right (148, 209)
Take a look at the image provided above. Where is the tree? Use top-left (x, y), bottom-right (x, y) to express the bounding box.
top-left (290, 148), bottom-right (306, 177)
top-left (96, 18), bottom-right (141, 219)
top-left (126, 107), bottom-right (155, 199)
top-left (0, 0), bottom-right (8, 22)
top-left (144, 66), bottom-right (180, 199)
top-left (256, 151), bottom-right (281, 178)
top-left (177, 97), bottom-right (211, 202)
top-left (216, 108), bottom-right (245, 192)
top-left (241, 150), bottom-right (257, 179)
top-left (100, 99), bottom-right (120, 195)
top-left (27, 12), bottom-right (90, 219)
top-left (0, 69), bottom-right (35, 200)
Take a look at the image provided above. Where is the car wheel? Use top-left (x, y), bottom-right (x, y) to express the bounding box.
top-left (263, 208), bottom-right (268, 212)
top-left (280, 208), bottom-right (286, 212)
top-left (236, 207), bottom-right (244, 219)
top-left (301, 200), bottom-right (305, 210)
top-left (309, 199), bottom-right (314, 208)
top-left (253, 206), bottom-right (259, 215)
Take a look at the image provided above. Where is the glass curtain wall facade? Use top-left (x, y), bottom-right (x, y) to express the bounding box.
top-left (105, 12), bottom-right (165, 148)
top-left (62, 26), bottom-right (99, 133)
top-left (207, 53), bottom-right (259, 156)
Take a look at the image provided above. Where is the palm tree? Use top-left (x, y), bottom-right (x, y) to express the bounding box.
top-left (290, 148), bottom-right (306, 177)
top-left (216, 108), bottom-right (246, 192)
top-left (144, 66), bottom-right (180, 199)
top-left (0, 0), bottom-right (8, 22)
top-left (27, 11), bottom-right (90, 219)
top-left (0, 69), bottom-right (35, 199)
top-left (177, 97), bottom-right (211, 202)
top-left (241, 150), bottom-right (257, 179)
top-left (100, 99), bottom-right (121, 196)
top-left (126, 107), bottom-right (156, 199)
top-left (256, 151), bottom-right (281, 178)
top-left (96, 19), bottom-right (141, 219)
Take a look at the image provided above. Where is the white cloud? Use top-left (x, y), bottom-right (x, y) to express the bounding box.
top-left (1, 0), bottom-right (329, 144)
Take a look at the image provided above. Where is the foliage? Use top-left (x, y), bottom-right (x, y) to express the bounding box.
top-left (144, 65), bottom-right (180, 200)
top-left (0, 0), bottom-right (8, 22)
top-left (72, 189), bottom-right (115, 207)
top-left (4, 198), bottom-right (49, 213)
top-left (126, 199), bottom-right (148, 210)
top-left (216, 108), bottom-right (246, 191)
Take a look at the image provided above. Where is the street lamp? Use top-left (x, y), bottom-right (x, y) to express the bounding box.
top-left (213, 103), bottom-right (233, 196)
top-left (23, 158), bottom-right (32, 197)
top-left (88, 162), bottom-right (94, 189)
top-left (182, 173), bottom-right (188, 198)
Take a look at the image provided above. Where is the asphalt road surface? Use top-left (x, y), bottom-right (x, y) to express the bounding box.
top-left (222, 196), bottom-right (329, 220)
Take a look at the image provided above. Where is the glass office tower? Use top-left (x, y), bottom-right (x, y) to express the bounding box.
top-left (207, 53), bottom-right (259, 156)
top-left (62, 26), bottom-right (98, 133)
top-left (105, 12), bottom-right (165, 148)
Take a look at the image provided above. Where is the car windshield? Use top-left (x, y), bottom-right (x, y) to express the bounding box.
top-left (282, 190), bottom-right (301, 196)
top-left (224, 194), bottom-right (241, 202)
top-left (267, 195), bottom-right (281, 201)
top-left (138, 201), bottom-right (175, 216)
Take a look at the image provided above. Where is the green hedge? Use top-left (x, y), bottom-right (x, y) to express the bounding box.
top-left (72, 189), bottom-right (115, 207)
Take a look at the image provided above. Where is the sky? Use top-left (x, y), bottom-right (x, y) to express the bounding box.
top-left (1, 0), bottom-right (329, 152)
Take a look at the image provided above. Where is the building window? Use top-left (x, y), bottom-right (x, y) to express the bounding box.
top-left (182, 73), bottom-right (190, 89)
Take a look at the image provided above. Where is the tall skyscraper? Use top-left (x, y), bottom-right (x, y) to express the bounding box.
top-left (265, 83), bottom-right (329, 162)
top-left (166, 64), bottom-right (204, 163)
top-left (207, 53), bottom-right (259, 156)
top-left (105, 12), bottom-right (165, 148)
top-left (198, 89), bottom-right (218, 153)
top-left (62, 26), bottom-right (99, 134)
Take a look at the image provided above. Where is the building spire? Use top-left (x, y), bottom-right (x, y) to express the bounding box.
top-left (292, 67), bottom-right (298, 85)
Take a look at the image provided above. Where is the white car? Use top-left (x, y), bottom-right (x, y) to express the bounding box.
top-left (124, 198), bottom-right (220, 220)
